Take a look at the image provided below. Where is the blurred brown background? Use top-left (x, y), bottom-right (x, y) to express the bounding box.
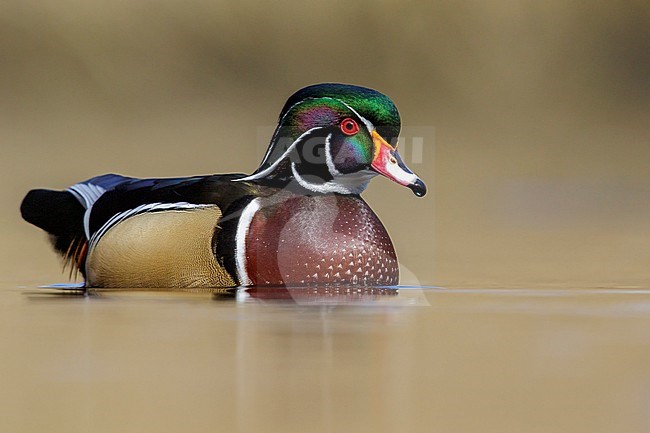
top-left (2, 0), bottom-right (648, 288)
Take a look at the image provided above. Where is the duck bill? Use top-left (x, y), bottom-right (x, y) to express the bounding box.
top-left (370, 131), bottom-right (427, 197)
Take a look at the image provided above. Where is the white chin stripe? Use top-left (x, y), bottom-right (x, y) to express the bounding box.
top-left (291, 163), bottom-right (371, 195)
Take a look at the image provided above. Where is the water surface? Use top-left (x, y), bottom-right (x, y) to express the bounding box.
top-left (2, 283), bottom-right (650, 433)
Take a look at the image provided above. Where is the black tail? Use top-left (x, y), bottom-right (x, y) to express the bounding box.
top-left (21, 189), bottom-right (88, 277)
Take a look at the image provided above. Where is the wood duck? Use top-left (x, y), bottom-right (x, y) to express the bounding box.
top-left (21, 83), bottom-right (426, 288)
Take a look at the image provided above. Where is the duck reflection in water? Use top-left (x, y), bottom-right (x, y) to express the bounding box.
top-left (213, 286), bottom-right (399, 304)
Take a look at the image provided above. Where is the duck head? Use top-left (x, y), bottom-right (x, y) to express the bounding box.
top-left (241, 83), bottom-right (426, 197)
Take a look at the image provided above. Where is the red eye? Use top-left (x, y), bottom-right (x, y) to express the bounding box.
top-left (340, 118), bottom-right (359, 135)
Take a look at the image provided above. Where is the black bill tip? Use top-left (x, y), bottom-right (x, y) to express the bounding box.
top-left (409, 179), bottom-right (427, 197)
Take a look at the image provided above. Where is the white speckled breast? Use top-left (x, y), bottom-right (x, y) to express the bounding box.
top-left (243, 192), bottom-right (398, 286)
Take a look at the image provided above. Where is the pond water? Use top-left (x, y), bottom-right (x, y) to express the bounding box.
top-left (2, 283), bottom-right (650, 433)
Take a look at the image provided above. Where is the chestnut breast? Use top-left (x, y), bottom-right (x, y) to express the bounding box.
top-left (243, 193), bottom-right (398, 286)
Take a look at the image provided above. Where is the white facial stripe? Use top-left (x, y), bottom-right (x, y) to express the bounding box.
top-left (321, 97), bottom-right (375, 133)
top-left (256, 95), bottom-right (342, 168)
top-left (235, 198), bottom-right (261, 286)
top-left (258, 126), bottom-right (280, 169)
top-left (257, 98), bottom-right (307, 168)
top-left (236, 126), bottom-right (324, 182)
top-left (280, 96), bottom-right (376, 134)
top-left (324, 133), bottom-right (342, 177)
